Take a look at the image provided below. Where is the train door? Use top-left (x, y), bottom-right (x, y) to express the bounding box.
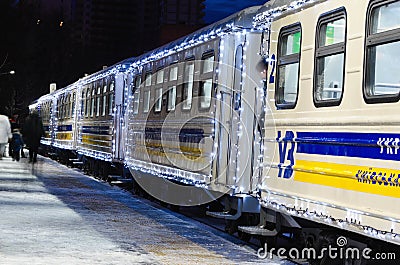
top-left (227, 45), bottom-right (244, 186)
top-left (113, 73), bottom-right (125, 161)
top-left (215, 45), bottom-right (243, 186)
top-left (216, 91), bottom-right (232, 185)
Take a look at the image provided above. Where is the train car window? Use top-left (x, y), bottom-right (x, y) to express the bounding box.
top-left (156, 70), bottom-right (164, 84)
top-left (276, 24), bottom-right (302, 109)
top-left (133, 90), bottom-right (140, 114)
top-left (167, 86), bottom-right (176, 111)
top-left (143, 90), bottom-right (151, 113)
top-left (153, 70), bottom-right (163, 113)
top-left (65, 96), bottom-right (69, 118)
top-left (199, 53), bottom-right (215, 110)
top-left (81, 90), bottom-right (86, 117)
top-left (58, 98), bottom-right (62, 119)
top-left (145, 73), bottom-right (152, 87)
top-left (86, 89), bottom-right (91, 117)
top-left (169, 65), bottom-right (178, 81)
top-left (108, 82), bottom-right (114, 115)
top-left (314, 8), bottom-right (346, 107)
top-left (102, 85), bottom-right (107, 116)
top-left (364, 0), bottom-right (400, 103)
top-left (200, 79), bottom-right (213, 109)
top-left (202, 55), bottom-right (215, 73)
top-left (91, 88), bottom-right (95, 117)
top-left (56, 99), bottom-right (60, 119)
top-left (155, 88), bottom-right (162, 112)
top-left (72, 93), bottom-right (76, 117)
top-left (167, 65), bottom-right (178, 111)
top-left (135, 76), bottom-right (142, 88)
top-left (62, 97), bottom-right (66, 119)
top-left (67, 94), bottom-right (71, 118)
top-left (96, 86), bottom-right (101, 117)
top-left (182, 61), bottom-right (194, 110)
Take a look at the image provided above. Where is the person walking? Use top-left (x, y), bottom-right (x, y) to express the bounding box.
top-left (23, 111), bottom-right (44, 163)
top-left (0, 113), bottom-right (12, 160)
top-left (11, 129), bottom-right (24, 161)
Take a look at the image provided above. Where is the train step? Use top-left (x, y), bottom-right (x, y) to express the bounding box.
top-left (108, 175), bottom-right (121, 181)
top-left (108, 175), bottom-right (133, 186)
top-left (110, 179), bottom-right (133, 185)
top-left (238, 226), bottom-right (278, 237)
top-left (206, 211), bottom-right (238, 220)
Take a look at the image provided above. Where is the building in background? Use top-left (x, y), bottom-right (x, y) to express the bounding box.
top-left (160, 0), bottom-right (205, 45)
top-left (0, 0), bottom-right (206, 113)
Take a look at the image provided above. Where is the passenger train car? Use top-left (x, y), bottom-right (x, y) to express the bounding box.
top-left (252, 0), bottom-right (400, 250)
top-left (30, 0), bottom-right (400, 257)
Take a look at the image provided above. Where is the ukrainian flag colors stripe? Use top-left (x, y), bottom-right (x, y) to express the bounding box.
top-left (294, 160), bottom-right (400, 198)
top-left (82, 134), bottom-right (112, 147)
top-left (56, 132), bottom-right (73, 140)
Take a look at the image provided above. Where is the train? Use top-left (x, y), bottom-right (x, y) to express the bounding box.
top-left (30, 0), bottom-right (400, 259)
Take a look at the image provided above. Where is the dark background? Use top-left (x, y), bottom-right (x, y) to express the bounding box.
top-left (0, 0), bottom-right (265, 116)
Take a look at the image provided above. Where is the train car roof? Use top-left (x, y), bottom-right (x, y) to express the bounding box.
top-left (254, 0), bottom-right (328, 29)
top-left (123, 5), bottom-right (262, 69)
top-left (30, 4), bottom-right (263, 103)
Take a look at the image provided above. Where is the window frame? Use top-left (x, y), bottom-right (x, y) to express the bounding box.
top-left (276, 23), bottom-right (302, 109)
top-left (166, 63), bottom-right (178, 112)
top-left (96, 84), bottom-right (101, 117)
top-left (154, 68), bottom-right (164, 114)
top-left (91, 86), bottom-right (95, 117)
top-left (181, 57), bottom-right (195, 112)
top-left (364, 0), bottom-right (400, 103)
top-left (132, 76), bottom-right (141, 115)
top-left (199, 51), bottom-right (215, 111)
top-left (313, 7), bottom-right (347, 107)
top-left (108, 80), bottom-right (115, 116)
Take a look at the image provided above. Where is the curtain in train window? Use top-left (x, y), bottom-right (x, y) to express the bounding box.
top-left (314, 9), bottom-right (346, 106)
top-left (276, 23), bottom-right (301, 108)
top-left (365, 0), bottom-right (400, 102)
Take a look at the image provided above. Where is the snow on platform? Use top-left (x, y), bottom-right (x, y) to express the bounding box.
top-left (0, 156), bottom-right (290, 264)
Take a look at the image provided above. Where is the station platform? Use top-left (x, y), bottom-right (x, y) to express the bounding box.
top-left (0, 155), bottom-right (292, 264)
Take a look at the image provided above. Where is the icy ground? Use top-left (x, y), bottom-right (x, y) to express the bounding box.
top-left (0, 155), bottom-right (291, 265)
